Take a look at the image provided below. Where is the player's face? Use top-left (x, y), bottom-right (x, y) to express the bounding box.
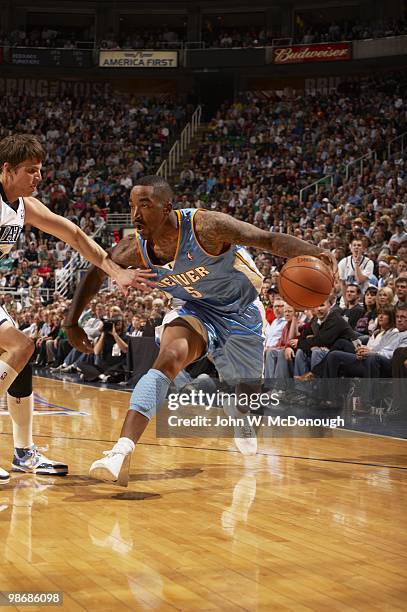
top-left (4, 159), bottom-right (42, 197)
top-left (130, 186), bottom-right (170, 240)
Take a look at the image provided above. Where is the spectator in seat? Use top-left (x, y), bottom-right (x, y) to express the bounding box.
top-left (377, 260), bottom-right (392, 288)
top-left (24, 241), bottom-right (39, 264)
top-left (342, 284), bottom-right (365, 329)
top-left (37, 314), bottom-right (61, 366)
top-left (127, 315), bottom-right (143, 337)
top-left (389, 257), bottom-right (400, 278)
top-left (355, 286), bottom-right (378, 337)
top-left (324, 306), bottom-right (400, 379)
top-left (377, 286), bottom-right (395, 309)
top-left (390, 220), bottom-right (407, 245)
top-left (391, 307), bottom-right (407, 414)
top-left (395, 276), bottom-right (407, 307)
top-left (294, 295), bottom-right (358, 381)
top-left (83, 303), bottom-right (105, 342)
top-left (264, 303), bottom-right (298, 380)
top-left (264, 285), bottom-right (279, 324)
top-left (264, 297), bottom-right (286, 377)
top-left (338, 238), bottom-right (374, 298)
top-left (93, 317), bottom-right (128, 382)
top-left (52, 312), bottom-right (72, 367)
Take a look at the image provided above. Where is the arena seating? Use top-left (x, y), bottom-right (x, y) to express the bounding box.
top-left (0, 73), bottom-right (406, 391)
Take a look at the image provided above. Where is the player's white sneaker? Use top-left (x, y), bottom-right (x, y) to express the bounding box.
top-left (223, 398), bottom-right (258, 456)
top-left (0, 466), bottom-right (10, 484)
top-left (12, 446), bottom-right (68, 475)
top-left (89, 439), bottom-right (134, 487)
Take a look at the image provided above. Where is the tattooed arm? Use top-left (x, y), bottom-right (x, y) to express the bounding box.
top-left (193, 210), bottom-right (336, 273)
top-left (64, 235), bottom-right (154, 353)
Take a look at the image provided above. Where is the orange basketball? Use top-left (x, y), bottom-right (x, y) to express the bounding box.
top-left (277, 256), bottom-right (333, 310)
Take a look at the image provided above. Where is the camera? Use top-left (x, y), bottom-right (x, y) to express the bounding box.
top-left (103, 320), bottom-right (114, 332)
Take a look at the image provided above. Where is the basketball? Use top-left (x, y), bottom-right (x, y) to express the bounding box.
top-left (277, 256), bottom-right (333, 310)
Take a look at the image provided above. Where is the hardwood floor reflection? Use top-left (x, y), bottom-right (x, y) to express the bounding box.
top-left (0, 376), bottom-right (406, 611)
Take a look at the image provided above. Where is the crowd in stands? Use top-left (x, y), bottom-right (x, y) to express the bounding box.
top-left (176, 74), bottom-right (406, 236)
top-left (0, 93), bottom-right (190, 290)
top-left (0, 287), bottom-right (170, 384)
top-left (295, 18), bottom-right (407, 45)
top-left (1, 15), bottom-right (406, 51)
top-left (101, 28), bottom-right (185, 50)
top-left (0, 71), bottom-right (406, 406)
top-left (0, 27), bottom-right (94, 48)
top-left (173, 72), bottom-right (407, 406)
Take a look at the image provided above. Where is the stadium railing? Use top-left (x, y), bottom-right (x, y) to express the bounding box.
top-left (387, 131), bottom-right (407, 159)
top-left (156, 105), bottom-right (202, 181)
top-left (56, 221), bottom-right (106, 297)
top-left (299, 130), bottom-right (407, 203)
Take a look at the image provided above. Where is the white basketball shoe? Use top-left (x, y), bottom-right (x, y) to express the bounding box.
top-left (89, 438), bottom-right (135, 487)
top-left (0, 466), bottom-right (10, 484)
top-left (222, 398), bottom-right (258, 455)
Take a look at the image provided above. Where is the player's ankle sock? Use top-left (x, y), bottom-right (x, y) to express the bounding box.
top-left (129, 368), bottom-right (171, 420)
top-left (113, 437), bottom-right (135, 454)
top-left (0, 361), bottom-right (18, 396)
top-left (7, 393), bottom-right (34, 449)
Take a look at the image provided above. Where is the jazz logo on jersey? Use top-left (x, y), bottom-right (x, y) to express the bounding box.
top-left (0, 225), bottom-right (22, 244)
top-left (0, 226), bottom-right (22, 260)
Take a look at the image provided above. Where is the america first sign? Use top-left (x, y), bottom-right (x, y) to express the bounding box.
top-left (99, 50), bottom-right (178, 68)
top-left (272, 43), bottom-right (352, 65)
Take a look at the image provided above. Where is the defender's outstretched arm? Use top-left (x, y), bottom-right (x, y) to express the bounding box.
top-left (64, 235), bottom-right (151, 353)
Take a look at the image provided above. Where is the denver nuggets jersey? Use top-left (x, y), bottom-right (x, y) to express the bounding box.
top-left (0, 184), bottom-right (25, 261)
top-left (135, 208), bottom-right (263, 314)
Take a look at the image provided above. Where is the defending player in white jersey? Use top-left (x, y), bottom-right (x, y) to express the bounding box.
top-left (0, 134), bottom-right (155, 483)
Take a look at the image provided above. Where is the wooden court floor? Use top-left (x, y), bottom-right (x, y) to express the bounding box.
top-left (0, 376), bottom-right (406, 611)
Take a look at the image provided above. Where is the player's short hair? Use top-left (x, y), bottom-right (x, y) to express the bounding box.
top-left (0, 134), bottom-right (46, 168)
top-left (134, 175), bottom-right (173, 202)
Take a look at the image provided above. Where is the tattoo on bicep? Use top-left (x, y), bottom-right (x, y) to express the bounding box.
top-left (194, 211), bottom-right (236, 255)
top-left (111, 235), bottom-right (145, 268)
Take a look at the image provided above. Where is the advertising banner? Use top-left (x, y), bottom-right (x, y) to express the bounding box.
top-left (272, 43), bottom-right (352, 65)
top-left (99, 50), bottom-right (178, 68)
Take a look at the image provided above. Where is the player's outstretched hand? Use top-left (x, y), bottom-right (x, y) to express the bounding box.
top-left (112, 267), bottom-right (157, 295)
top-left (66, 325), bottom-right (94, 354)
top-left (319, 251), bottom-right (338, 279)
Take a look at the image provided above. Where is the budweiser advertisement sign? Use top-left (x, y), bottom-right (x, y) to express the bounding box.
top-left (272, 43), bottom-right (352, 65)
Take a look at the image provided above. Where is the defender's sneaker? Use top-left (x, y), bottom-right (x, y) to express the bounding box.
top-left (223, 398), bottom-right (258, 456)
top-left (12, 446), bottom-right (68, 476)
top-left (0, 466), bottom-right (10, 484)
top-left (89, 439), bottom-right (134, 487)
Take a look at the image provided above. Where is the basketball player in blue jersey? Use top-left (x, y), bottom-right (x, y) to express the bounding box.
top-left (0, 134), bottom-right (155, 484)
top-left (66, 175), bottom-right (336, 486)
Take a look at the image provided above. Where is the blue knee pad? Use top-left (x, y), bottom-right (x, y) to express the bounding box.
top-left (129, 369), bottom-right (171, 420)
